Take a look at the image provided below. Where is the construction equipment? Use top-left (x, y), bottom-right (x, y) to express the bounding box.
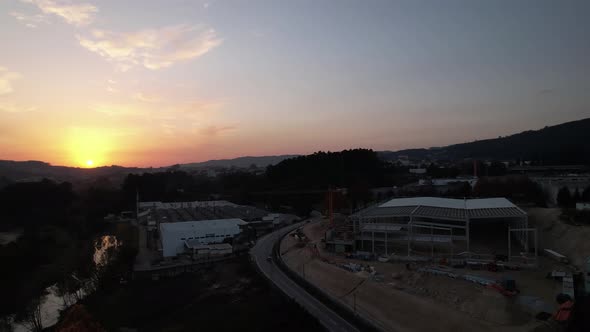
top-left (488, 277), bottom-right (519, 297)
top-left (553, 294), bottom-right (574, 325)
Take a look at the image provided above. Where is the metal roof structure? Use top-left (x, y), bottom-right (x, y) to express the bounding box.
top-left (160, 218), bottom-right (247, 232)
top-left (354, 197), bottom-right (525, 221)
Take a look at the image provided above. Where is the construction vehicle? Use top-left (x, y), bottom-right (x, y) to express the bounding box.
top-left (488, 277), bottom-right (519, 297)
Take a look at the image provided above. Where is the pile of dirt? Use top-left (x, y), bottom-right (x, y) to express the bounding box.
top-left (527, 207), bottom-right (590, 267)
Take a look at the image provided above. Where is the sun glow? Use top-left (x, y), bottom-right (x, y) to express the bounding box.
top-left (66, 127), bottom-right (114, 167)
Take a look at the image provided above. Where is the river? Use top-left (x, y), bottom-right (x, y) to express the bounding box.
top-left (11, 235), bottom-right (120, 331)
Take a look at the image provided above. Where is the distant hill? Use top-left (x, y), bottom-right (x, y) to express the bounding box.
top-left (379, 118), bottom-right (590, 164)
top-left (2, 118), bottom-right (588, 185)
top-left (178, 155), bottom-right (299, 169)
top-left (0, 155), bottom-right (299, 185)
top-left (0, 160), bottom-right (145, 186)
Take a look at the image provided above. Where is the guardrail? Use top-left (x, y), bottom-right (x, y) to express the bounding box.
top-left (272, 227), bottom-right (384, 332)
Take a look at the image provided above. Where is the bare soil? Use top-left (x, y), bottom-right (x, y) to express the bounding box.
top-left (282, 219), bottom-right (566, 332)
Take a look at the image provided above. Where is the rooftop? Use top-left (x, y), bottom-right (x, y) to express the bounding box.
top-left (160, 218), bottom-right (247, 232)
top-left (356, 197), bottom-right (526, 220)
top-left (379, 197), bottom-right (518, 210)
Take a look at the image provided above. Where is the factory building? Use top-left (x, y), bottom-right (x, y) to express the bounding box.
top-left (326, 197), bottom-right (535, 262)
top-left (160, 218), bottom-right (246, 257)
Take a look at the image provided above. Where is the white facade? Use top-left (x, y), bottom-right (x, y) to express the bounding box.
top-left (160, 218), bottom-right (246, 257)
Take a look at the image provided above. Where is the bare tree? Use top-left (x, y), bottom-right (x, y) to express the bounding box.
top-left (0, 316), bottom-right (14, 332)
top-left (21, 297), bottom-right (43, 332)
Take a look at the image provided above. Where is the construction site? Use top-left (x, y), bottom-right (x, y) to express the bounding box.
top-left (279, 197), bottom-right (589, 331)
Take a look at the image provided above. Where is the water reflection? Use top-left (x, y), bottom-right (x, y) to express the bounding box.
top-left (11, 235), bottom-right (119, 332)
top-left (94, 235), bottom-right (121, 267)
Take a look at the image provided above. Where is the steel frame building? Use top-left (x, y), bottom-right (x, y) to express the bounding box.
top-left (349, 197), bottom-right (529, 257)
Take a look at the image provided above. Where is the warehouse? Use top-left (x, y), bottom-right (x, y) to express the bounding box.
top-left (328, 197), bottom-right (534, 261)
top-left (159, 218), bottom-right (246, 257)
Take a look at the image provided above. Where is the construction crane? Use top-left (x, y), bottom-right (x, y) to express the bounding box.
top-left (251, 187), bottom-right (347, 228)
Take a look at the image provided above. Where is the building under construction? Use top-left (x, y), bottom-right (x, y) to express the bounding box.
top-left (326, 197), bottom-right (536, 261)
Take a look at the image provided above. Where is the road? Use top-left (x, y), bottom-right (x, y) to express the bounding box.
top-left (251, 222), bottom-right (359, 332)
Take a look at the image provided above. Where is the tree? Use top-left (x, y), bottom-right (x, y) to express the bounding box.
top-left (557, 186), bottom-right (572, 207)
top-left (573, 188), bottom-right (582, 203)
top-left (20, 297), bottom-right (43, 332)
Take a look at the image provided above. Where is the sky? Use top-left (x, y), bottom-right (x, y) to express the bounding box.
top-left (0, 0), bottom-right (589, 168)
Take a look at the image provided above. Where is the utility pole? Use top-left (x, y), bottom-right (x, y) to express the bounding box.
top-left (302, 262), bottom-right (305, 279)
top-left (328, 187), bottom-right (334, 228)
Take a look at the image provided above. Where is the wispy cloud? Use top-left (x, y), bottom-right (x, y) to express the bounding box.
top-left (0, 67), bottom-right (22, 95)
top-left (133, 92), bottom-right (161, 103)
top-left (9, 11), bottom-right (50, 28)
top-left (77, 24), bottom-right (222, 70)
top-left (0, 101), bottom-right (36, 113)
top-left (200, 125), bottom-right (236, 136)
top-left (21, 0), bottom-right (98, 26)
top-left (92, 103), bottom-right (142, 117)
top-left (175, 100), bottom-right (224, 115)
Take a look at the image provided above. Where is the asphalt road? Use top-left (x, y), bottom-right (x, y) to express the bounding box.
top-left (251, 222), bottom-right (359, 332)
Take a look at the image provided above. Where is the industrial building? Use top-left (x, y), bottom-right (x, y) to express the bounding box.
top-left (137, 200), bottom-right (300, 259)
top-left (326, 197), bottom-right (535, 261)
top-left (160, 218), bottom-right (246, 257)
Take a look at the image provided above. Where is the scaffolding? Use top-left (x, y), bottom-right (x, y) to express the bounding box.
top-left (350, 197), bottom-right (531, 260)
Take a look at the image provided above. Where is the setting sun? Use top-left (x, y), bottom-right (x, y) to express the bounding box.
top-left (86, 160), bottom-right (94, 167)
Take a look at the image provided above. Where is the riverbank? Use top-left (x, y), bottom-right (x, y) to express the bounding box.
top-left (77, 256), bottom-right (324, 331)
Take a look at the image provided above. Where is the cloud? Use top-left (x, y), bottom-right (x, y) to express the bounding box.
top-left (77, 24), bottom-right (222, 70)
top-left (92, 103), bottom-right (142, 116)
top-left (0, 102), bottom-right (36, 113)
top-left (133, 92), bottom-right (161, 103)
top-left (9, 11), bottom-right (50, 28)
top-left (0, 67), bottom-right (22, 95)
top-left (173, 100), bottom-right (224, 116)
top-left (21, 0), bottom-right (97, 26)
top-left (200, 125), bottom-right (236, 136)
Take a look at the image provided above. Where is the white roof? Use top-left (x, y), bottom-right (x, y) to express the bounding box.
top-left (379, 197), bottom-right (517, 210)
top-left (160, 218), bottom-right (247, 232)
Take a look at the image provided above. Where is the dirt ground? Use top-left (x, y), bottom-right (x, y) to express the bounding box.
top-left (526, 207), bottom-right (590, 268)
top-left (281, 219), bottom-right (572, 332)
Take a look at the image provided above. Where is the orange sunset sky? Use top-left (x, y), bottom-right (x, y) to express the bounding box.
top-left (1, 0), bottom-right (588, 167)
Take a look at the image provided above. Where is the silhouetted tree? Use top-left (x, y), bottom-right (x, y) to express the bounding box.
top-left (557, 186), bottom-right (572, 207)
top-left (573, 188), bottom-right (582, 203)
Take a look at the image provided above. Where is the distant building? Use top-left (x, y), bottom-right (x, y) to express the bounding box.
top-left (532, 176), bottom-right (590, 205)
top-left (160, 218), bottom-right (246, 257)
top-left (409, 168), bottom-right (427, 174)
top-left (576, 202), bottom-right (590, 211)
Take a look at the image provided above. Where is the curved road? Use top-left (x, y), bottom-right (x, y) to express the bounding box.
top-left (251, 222), bottom-right (359, 332)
